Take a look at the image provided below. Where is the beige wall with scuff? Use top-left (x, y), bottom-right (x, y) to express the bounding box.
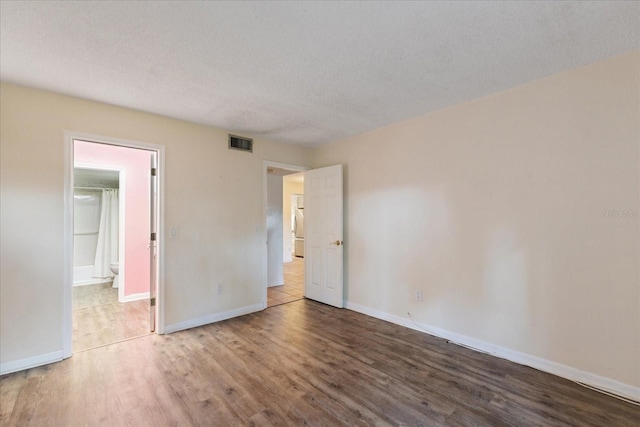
top-left (0, 83), bottom-right (311, 366)
top-left (313, 51), bottom-right (640, 389)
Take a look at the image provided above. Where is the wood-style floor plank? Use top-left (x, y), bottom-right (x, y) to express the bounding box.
top-left (73, 283), bottom-right (150, 352)
top-left (1, 299), bottom-right (638, 426)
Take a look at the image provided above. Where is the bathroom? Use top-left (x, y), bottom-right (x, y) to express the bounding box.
top-left (72, 140), bottom-right (153, 351)
top-left (73, 168), bottom-right (121, 289)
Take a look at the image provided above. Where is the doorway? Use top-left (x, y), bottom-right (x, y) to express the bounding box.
top-left (63, 133), bottom-right (164, 358)
top-left (264, 162), bottom-right (307, 308)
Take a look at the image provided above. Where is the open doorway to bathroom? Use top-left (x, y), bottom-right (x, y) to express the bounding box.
top-left (71, 140), bottom-right (154, 352)
top-left (266, 165), bottom-right (306, 308)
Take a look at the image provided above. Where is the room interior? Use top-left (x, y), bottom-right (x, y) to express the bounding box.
top-left (0, 1), bottom-right (638, 425)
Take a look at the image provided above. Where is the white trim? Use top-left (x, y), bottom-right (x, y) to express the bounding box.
top-left (346, 301), bottom-right (640, 403)
top-left (120, 292), bottom-right (150, 303)
top-left (64, 131), bottom-right (166, 360)
top-left (268, 279), bottom-right (284, 287)
top-left (262, 161), bottom-right (309, 309)
top-left (63, 140), bottom-right (73, 358)
top-left (156, 148), bottom-right (166, 334)
top-left (264, 161), bottom-right (309, 173)
top-left (73, 279), bottom-right (112, 287)
top-left (164, 303), bottom-right (263, 334)
top-left (0, 351), bottom-right (64, 376)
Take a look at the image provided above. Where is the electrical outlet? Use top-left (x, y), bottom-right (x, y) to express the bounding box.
top-left (416, 290), bottom-right (423, 301)
top-left (217, 284), bottom-right (224, 294)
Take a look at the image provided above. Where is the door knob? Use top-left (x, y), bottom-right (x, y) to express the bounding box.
top-left (331, 240), bottom-right (343, 246)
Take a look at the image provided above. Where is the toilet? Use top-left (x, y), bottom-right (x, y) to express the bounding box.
top-left (110, 262), bottom-right (119, 288)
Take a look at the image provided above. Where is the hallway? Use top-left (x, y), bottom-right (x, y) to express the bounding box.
top-left (267, 257), bottom-right (304, 307)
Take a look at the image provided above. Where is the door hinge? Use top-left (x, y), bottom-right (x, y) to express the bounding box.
top-left (150, 297), bottom-right (156, 307)
top-left (150, 232), bottom-right (156, 241)
top-left (151, 168), bottom-right (157, 176)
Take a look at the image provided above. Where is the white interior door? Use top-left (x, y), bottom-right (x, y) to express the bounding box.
top-left (304, 164), bottom-right (343, 308)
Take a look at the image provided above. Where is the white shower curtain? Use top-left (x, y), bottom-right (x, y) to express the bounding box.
top-left (92, 189), bottom-right (119, 286)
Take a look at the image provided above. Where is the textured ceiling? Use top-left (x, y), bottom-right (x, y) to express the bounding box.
top-left (1, 1), bottom-right (638, 147)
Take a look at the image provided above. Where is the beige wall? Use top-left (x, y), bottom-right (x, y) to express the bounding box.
top-left (0, 83), bottom-right (311, 366)
top-left (313, 51), bottom-right (640, 390)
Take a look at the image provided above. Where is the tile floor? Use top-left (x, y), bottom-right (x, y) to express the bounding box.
top-left (267, 256), bottom-right (304, 307)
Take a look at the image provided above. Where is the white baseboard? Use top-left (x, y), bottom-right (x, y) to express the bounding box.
top-left (120, 291), bottom-right (150, 303)
top-left (164, 303), bottom-right (264, 334)
top-left (0, 351), bottom-right (64, 376)
top-left (268, 281), bottom-right (284, 287)
top-left (73, 278), bottom-right (112, 287)
top-left (346, 301), bottom-right (640, 403)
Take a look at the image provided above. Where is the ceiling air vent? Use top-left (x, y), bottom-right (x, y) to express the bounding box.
top-left (228, 134), bottom-right (253, 153)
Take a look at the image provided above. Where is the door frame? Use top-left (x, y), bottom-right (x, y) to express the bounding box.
top-left (63, 131), bottom-right (166, 359)
top-left (262, 161), bottom-right (308, 308)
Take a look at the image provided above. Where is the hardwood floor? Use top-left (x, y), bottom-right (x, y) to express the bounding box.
top-left (1, 299), bottom-right (638, 426)
top-left (267, 257), bottom-right (304, 308)
top-left (73, 283), bottom-right (150, 352)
